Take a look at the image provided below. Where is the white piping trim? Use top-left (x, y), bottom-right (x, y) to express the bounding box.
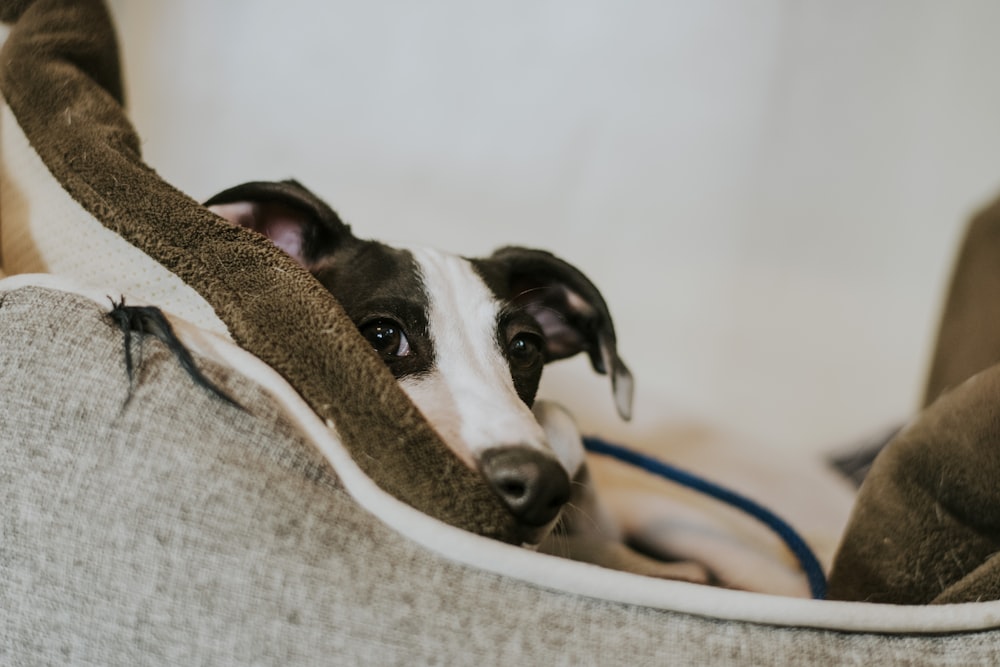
top-left (5, 273), bottom-right (1000, 635)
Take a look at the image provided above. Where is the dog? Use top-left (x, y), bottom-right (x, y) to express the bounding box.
top-left (205, 179), bottom-right (709, 583)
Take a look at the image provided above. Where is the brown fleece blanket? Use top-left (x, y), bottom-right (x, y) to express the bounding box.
top-left (0, 0), bottom-right (518, 542)
top-left (828, 195), bottom-right (1000, 604)
top-left (4, 0), bottom-right (1000, 605)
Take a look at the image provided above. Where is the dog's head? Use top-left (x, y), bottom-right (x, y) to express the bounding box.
top-left (206, 179), bottom-right (632, 543)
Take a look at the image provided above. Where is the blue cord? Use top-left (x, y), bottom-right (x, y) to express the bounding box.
top-left (583, 436), bottom-right (828, 600)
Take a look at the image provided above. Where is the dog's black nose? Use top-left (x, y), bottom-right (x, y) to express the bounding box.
top-left (478, 447), bottom-right (571, 527)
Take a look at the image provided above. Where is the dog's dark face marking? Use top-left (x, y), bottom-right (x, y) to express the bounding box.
top-left (316, 242), bottom-right (437, 381)
top-left (205, 180), bottom-right (633, 536)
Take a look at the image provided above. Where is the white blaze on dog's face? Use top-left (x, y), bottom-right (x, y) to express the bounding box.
top-left (205, 179), bottom-right (634, 534)
top-left (396, 247), bottom-right (549, 467)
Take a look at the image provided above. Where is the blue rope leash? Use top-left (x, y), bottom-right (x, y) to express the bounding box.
top-left (582, 436), bottom-right (828, 600)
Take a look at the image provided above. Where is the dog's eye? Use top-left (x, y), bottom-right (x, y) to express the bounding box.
top-left (360, 318), bottom-right (412, 359)
top-left (507, 333), bottom-right (544, 370)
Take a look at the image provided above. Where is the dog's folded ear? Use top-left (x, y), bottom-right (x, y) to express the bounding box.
top-left (478, 246), bottom-right (634, 421)
top-left (204, 180), bottom-right (353, 270)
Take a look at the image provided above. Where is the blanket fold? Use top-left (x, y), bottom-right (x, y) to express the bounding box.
top-left (828, 189), bottom-right (1000, 604)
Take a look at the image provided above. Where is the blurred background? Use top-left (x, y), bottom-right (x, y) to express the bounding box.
top-left (106, 1), bottom-right (1000, 469)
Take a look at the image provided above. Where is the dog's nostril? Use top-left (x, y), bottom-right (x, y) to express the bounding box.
top-left (479, 447), bottom-right (571, 527)
top-left (499, 480), bottom-right (527, 499)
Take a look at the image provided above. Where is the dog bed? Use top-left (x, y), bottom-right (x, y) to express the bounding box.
top-left (3, 1), bottom-right (1000, 663)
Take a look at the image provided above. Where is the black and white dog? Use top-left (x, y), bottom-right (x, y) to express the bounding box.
top-left (206, 180), bottom-right (708, 583)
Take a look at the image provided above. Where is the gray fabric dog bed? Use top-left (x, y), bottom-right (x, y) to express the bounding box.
top-left (4, 1), bottom-right (1000, 664)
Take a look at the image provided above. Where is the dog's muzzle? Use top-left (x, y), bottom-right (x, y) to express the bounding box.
top-left (478, 447), bottom-right (571, 528)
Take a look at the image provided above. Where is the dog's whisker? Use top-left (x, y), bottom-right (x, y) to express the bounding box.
top-left (547, 517), bottom-right (571, 558)
top-left (564, 501), bottom-right (602, 533)
top-left (511, 285), bottom-right (559, 302)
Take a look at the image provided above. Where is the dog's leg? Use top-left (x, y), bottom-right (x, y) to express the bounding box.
top-left (538, 463), bottom-right (712, 584)
top-left (532, 402), bottom-right (711, 583)
top-left (545, 533), bottom-right (713, 584)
